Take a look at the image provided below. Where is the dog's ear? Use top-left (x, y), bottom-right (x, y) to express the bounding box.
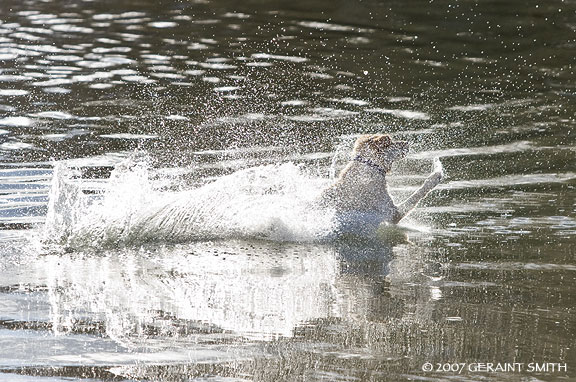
top-left (354, 134), bottom-right (393, 153)
top-left (366, 134), bottom-right (393, 151)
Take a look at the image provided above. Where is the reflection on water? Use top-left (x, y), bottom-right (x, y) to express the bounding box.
top-left (45, 242), bottom-right (343, 343)
top-left (1, 233), bottom-right (573, 381)
top-left (1, 0), bottom-right (575, 380)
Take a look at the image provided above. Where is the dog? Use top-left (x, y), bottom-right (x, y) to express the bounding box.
top-left (320, 134), bottom-right (444, 234)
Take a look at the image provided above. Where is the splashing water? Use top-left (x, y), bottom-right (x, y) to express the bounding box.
top-left (43, 158), bottom-right (336, 249)
top-left (329, 135), bottom-right (357, 180)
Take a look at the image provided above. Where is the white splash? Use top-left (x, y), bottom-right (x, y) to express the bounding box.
top-left (43, 158), bottom-right (335, 249)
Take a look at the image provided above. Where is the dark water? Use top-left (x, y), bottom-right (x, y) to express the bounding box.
top-left (1, 0), bottom-right (575, 381)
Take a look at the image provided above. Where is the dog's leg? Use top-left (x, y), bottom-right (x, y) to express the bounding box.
top-left (393, 158), bottom-right (444, 223)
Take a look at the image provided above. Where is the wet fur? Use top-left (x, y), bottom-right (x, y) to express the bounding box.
top-left (320, 134), bottom-right (444, 231)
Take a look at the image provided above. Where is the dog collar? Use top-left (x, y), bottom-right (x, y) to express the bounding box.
top-left (353, 155), bottom-right (387, 177)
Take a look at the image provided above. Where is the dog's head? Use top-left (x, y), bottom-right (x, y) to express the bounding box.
top-left (353, 134), bottom-right (409, 170)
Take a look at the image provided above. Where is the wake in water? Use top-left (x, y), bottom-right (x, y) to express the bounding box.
top-left (42, 157), bottom-right (336, 249)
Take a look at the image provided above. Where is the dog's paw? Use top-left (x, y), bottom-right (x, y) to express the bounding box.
top-left (432, 157), bottom-right (444, 176)
top-left (428, 157), bottom-right (444, 183)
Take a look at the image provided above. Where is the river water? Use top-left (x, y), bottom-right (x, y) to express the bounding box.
top-left (0, 0), bottom-right (575, 381)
